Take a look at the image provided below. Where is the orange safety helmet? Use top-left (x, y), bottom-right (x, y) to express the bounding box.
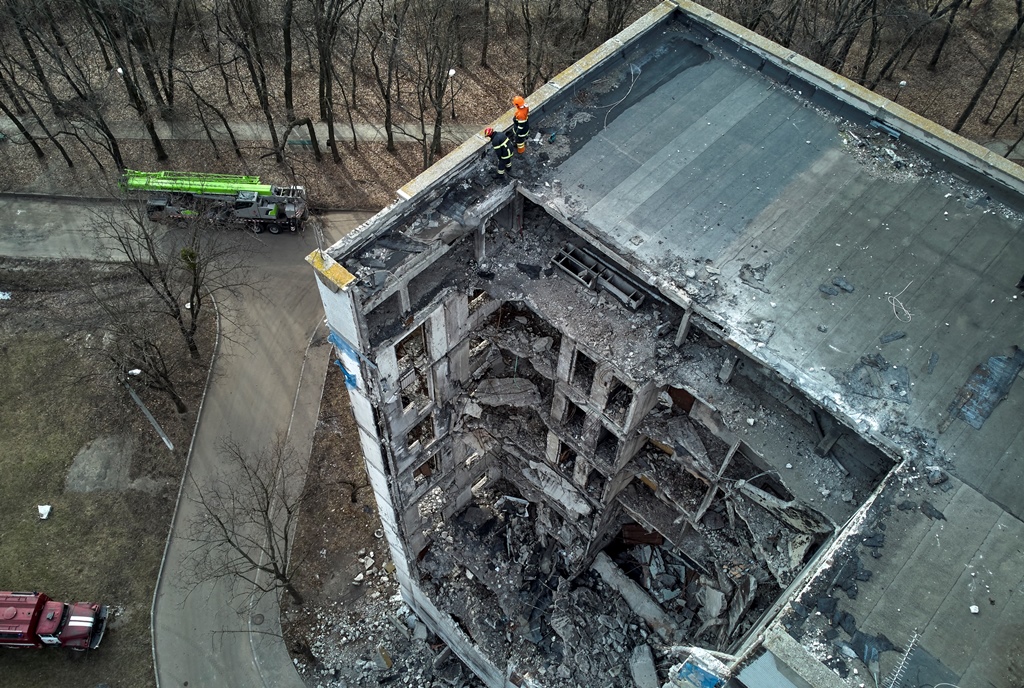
top-left (513, 96), bottom-right (525, 107)
top-left (484, 127), bottom-right (494, 138)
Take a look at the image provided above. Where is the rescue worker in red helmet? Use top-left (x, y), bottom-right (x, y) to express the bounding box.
top-left (484, 127), bottom-right (514, 178)
top-left (512, 96), bottom-right (530, 154)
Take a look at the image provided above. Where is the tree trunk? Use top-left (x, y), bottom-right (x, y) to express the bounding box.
top-left (165, 0), bottom-right (185, 108)
top-left (142, 112), bottom-right (169, 161)
top-left (370, 0), bottom-right (411, 153)
top-left (992, 88), bottom-right (1024, 136)
top-left (16, 23), bottom-right (60, 108)
top-left (571, 0), bottom-right (595, 60)
top-left (603, 0), bottom-right (630, 41)
top-left (0, 68), bottom-right (26, 116)
top-left (984, 48), bottom-right (1019, 123)
top-left (858, 2), bottom-right (881, 84)
top-left (1005, 117), bottom-right (1024, 157)
top-left (6, 75), bottom-right (75, 167)
top-left (194, 96), bottom-right (221, 158)
top-left (522, 0), bottom-right (535, 92)
top-left (283, 0), bottom-right (295, 120)
top-left (954, 0), bottom-right (1024, 132)
top-left (169, 388), bottom-right (189, 414)
top-left (285, 582), bottom-right (304, 605)
top-left (185, 79), bottom-right (243, 158)
top-left (481, 0), bottom-right (490, 67)
top-left (245, 52), bottom-right (282, 160)
top-left (0, 97), bottom-right (45, 158)
top-left (305, 120), bottom-right (323, 162)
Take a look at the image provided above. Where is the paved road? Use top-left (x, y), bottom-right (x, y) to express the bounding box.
top-left (0, 195), bottom-right (374, 687)
top-left (149, 213), bottom-right (371, 688)
top-left (153, 229), bottom-right (325, 688)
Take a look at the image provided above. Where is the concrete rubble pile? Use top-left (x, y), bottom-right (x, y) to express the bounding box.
top-left (294, 546), bottom-right (485, 687)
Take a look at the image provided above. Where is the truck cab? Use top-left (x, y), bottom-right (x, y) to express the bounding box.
top-left (0, 591), bottom-right (108, 650)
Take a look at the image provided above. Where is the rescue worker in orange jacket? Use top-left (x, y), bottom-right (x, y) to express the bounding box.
top-left (512, 96), bottom-right (530, 154)
top-left (484, 127), bottom-right (514, 177)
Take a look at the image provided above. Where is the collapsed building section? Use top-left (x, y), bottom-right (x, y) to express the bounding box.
top-left (310, 188), bottom-right (892, 686)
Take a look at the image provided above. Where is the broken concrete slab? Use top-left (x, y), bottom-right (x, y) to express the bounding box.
top-left (473, 378), bottom-right (540, 407)
top-left (832, 276), bottom-right (855, 293)
top-left (879, 330), bottom-right (906, 345)
top-left (846, 353), bottom-right (911, 403)
top-left (523, 461), bottom-right (591, 517)
top-left (734, 481), bottom-right (833, 535)
top-left (819, 284), bottom-right (840, 296)
top-left (762, 626), bottom-right (848, 688)
top-left (593, 552), bottom-right (675, 641)
top-left (630, 644), bottom-right (660, 688)
top-left (920, 501), bottom-right (946, 520)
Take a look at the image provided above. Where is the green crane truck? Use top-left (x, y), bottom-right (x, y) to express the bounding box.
top-left (121, 170), bottom-right (308, 234)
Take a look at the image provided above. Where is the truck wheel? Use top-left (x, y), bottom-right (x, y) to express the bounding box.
top-left (251, 223), bottom-right (264, 234)
top-left (268, 224), bottom-right (282, 235)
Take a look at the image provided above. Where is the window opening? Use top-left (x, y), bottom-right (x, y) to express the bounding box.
top-left (408, 414), bottom-right (435, 448)
top-left (572, 350), bottom-right (596, 394)
top-left (605, 377), bottom-right (634, 424)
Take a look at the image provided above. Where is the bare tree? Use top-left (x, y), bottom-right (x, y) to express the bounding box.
top-left (216, 0), bottom-right (284, 160)
top-left (954, 0), bottom-right (1024, 131)
top-left (79, 0), bottom-right (170, 160)
top-left (368, 0), bottom-right (413, 152)
top-left (94, 200), bottom-right (252, 360)
top-left (306, 0), bottom-right (363, 161)
top-left (403, 0), bottom-right (465, 167)
top-left (184, 435), bottom-right (311, 606)
top-left (928, 0), bottom-right (972, 70)
top-left (84, 278), bottom-right (192, 413)
top-left (481, 0), bottom-right (491, 67)
top-left (603, 0), bottom-right (631, 40)
top-left (0, 92), bottom-right (44, 159)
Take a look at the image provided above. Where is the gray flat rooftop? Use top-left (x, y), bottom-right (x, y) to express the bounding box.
top-left (536, 19), bottom-right (1024, 688)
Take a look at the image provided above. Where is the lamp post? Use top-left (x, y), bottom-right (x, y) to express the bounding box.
top-left (448, 68), bottom-right (457, 120)
top-left (894, 80), bottom-right (907, 104)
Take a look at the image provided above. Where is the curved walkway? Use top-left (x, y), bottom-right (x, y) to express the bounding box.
top-left (151, 214), bottom-right (371, 688)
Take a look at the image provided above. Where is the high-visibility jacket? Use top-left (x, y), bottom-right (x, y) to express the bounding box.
top-left (490, 131), bottom-right (513, 160)
top-left (513, 105), bottom-right (530, 139)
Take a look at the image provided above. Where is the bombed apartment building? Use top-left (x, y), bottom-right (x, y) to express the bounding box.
top-left (310, 200), bottom-right (892, 683)
top-left (310, 2), bottom-right (1024, 687)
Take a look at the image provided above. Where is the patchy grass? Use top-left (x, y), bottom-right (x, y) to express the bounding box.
top-left (0, 262), bottom-right (211, 688)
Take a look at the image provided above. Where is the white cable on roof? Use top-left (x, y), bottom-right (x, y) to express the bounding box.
top-left (888, 280), bottom-right (914, 322)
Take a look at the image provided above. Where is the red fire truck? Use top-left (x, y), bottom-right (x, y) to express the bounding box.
top-left (0, 591), bottom-right (108, 650)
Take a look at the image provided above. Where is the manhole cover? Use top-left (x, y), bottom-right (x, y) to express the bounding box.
top-left (251, 614), bottom-right (264, 626)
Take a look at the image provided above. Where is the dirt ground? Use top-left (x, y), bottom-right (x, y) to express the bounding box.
top-left (0, 258), bottom-right (213, 688)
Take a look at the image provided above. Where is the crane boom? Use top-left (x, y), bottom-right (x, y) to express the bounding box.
top-left (121, 170), bottom-right (275, 197)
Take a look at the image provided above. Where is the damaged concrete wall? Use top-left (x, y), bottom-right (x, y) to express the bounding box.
top-left (308, 185), bottom-right (895, 688)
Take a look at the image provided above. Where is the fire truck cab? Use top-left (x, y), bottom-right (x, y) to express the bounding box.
top-left (0, 591), bottom-right (108, 650)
